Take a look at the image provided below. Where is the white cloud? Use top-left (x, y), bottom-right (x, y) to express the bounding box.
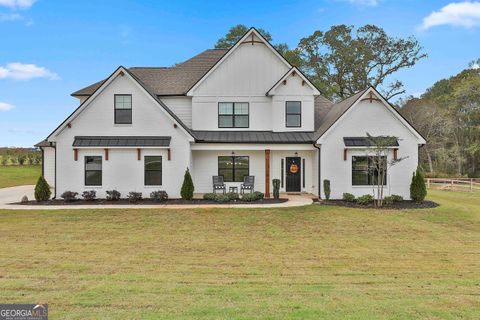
top-left (420, 1), bottom-right (480, 30)
top-left (343, 0), bottom-right (379, 6)
top-left (0, 102), bottom-right (15, 111)
top-left (471, 63), bottom-right (480, 69)
top-left (0, 63), bottom-right (59, 80)
top-left (0, 0), bottom-right (35, 9)
top-left (0, 12), bottom-right (22, 21)
top-left (8, 127), bottom-right (40, 134)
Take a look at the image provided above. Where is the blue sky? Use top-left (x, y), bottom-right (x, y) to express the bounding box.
top-left (1, 0), bottom-right (479, 147)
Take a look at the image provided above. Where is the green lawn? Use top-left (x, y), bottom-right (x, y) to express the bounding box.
top-left (0, 190), bottom-right (479, 319)
top-left (0, 165), bottom-right (41, 188)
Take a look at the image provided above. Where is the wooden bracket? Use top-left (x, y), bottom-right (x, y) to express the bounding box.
top-left (393, 148), bottom-right (398, 160)
top-left (302, 80), bottom-right (305, 86)
top-left (292, 70), bottom-right (296, 76)
top-left (137, 148), bottom-right (141, 161)
top-left (73, 148), bottom-right (78, 161)
top-left (343, 149), bottom-right (347, 161)
top-left (105, 148), bottom-right (109, 161)
top-left (167, 148), bottom-right (171, 161)
top-left (119, 70), bottom-right (125, 76)
top-left (361, 91), bottom-right (381, 103)
top-left (283, 79), bottom-right (287, 85)
top-left (173, 123), bottom-right (177, 128)
top-left (67, 123), bottom-right (72, 128)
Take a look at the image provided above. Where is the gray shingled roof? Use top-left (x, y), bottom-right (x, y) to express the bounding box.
top-left (344, 137), bottom-right (399, 147)
top-left (34, 140), bottom-right (55, 148)
top-left (193, 131), bottom-right (314, 144)
top-left (73, 136), bottom-right (171, 147)
top-left (71, 49), bottom-right (228, 96)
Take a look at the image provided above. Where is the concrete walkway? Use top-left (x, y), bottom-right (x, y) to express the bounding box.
top-left (0, 185), bottom-right (314, 210)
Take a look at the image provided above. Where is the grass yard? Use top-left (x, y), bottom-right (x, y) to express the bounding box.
top-left (0, 165), bottom-right (41, 188)
top-left (0, 190), bottom-right (479, 319)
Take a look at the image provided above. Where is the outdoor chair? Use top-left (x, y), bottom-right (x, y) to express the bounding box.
top-left (212, 176), bottom-right (226, 194)
top-left (240, 176), bottom-right (254, 194)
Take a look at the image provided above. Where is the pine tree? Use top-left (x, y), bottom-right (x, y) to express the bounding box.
top-left (410, 169), bottom-right (427, 202)
top-left (180, 168), bottom-right (194, 200)
top-left (34, 176), bottom-right (51, 201)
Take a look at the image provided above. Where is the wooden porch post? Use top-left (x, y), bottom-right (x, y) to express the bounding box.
top-left (265, 149), bottom-right (270, 198)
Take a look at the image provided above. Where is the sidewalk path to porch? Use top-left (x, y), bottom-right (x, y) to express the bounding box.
top-left (0, 185), bottom-right (314, 210)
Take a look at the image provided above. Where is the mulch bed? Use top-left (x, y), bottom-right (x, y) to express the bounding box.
top-left (314, 199), bottom-right (439, 210)
top-left (17, 198), bottom-right (288, 206)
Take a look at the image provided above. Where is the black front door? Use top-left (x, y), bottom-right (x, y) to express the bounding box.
top-left (286, 157), bottom-right (301, 192)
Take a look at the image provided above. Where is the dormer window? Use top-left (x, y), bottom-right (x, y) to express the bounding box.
top-left (218, 102), bottom-right (249, 128)
top-left (114, 94), bottom-right (132, 124)
top-left (286, 101), bottom-right (301, 127)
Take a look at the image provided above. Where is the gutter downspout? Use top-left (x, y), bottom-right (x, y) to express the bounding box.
top-left (313, 143), bottom-right (321, 199)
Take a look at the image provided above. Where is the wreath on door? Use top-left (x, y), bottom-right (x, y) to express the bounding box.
top-left (289, 163), bottom-right (299, 174)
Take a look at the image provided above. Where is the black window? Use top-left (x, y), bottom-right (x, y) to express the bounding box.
top-left (85, 156), bottom-right (102, 186)
top-left (218, 102), bottom-right (249, 128)
top-left (352, 156), bottom-right (387, 186)
top-left (218, 156), bottom-right (249, 182)
top-left (286, 101), bottom-right (301, 127)
top-left (145, 156), bottom-right (162, 186)
top-left (114, 94), bottom-right (132, 124)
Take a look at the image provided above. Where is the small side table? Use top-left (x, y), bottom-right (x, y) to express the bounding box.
top-left (229, 186), bottom-right (238, 193)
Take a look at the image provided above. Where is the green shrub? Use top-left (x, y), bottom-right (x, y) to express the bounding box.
top-left (106, 190), bottom-right (121, 201)
top-left (34, 176), bottom-right (51, 202)
top-left (410, 169), bottom-right (427, 202)
top-left (82, 190), bottom-right (96, 201)
top-left (342, 193), bottom-right (355, 202)
top-left (226, 192), bottom-right (239, 201)
top-left (241, 193), bottom-right (257, 202)
top-left (253, 191), bottom-right (264, 200)
top-left (203, 193), bottom-right (218, 201)
top-left (180, 168), bottom-right (194, 200)
top-left (323, 179), bottom-right (331, 200)
top-left (60, 191), bottom-right (78, 202)
top-left (127, 192), bottom-right (142, 203)
top-left (272, 179), bottom-right (280, 199)
top-left (357, 194), bottom-right (374, 205)
top-left (150, 190), bottom-right (168, 202)
top-left (383, 196), bottom-right (394, 205)
top-left (391, 194), bottom-right (404, 202)
top-left (215, 194), bottom-right (231, 203)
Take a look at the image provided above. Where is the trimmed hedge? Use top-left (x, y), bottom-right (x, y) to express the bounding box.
top-left (150, 190), bottom-right (168, 202)
top-left (356, 194), bottom-right (374, 205)
top-left (127, 192), bottom-right (142, 203)
top-left (342, 193), bottom-right (355, 202)
top-left (106, 190), bottom-right (121, 201)
top-left (61, 191), bottom-right (78, 202)
top-left (82, 190), bottom-right (96, 201)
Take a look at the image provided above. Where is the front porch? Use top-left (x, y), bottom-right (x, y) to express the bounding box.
top-left (190, 144), bottom-right (318, 197)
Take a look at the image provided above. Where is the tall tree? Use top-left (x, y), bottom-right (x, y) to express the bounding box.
top-left (215, 24), bottom-right (272, 49)
top-left (296, 25), bottom-right (427, 101)
top-left (400, 65), bottom-right (480, 177)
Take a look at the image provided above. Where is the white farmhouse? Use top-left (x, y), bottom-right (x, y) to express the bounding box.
top-left (36, 28), bottom-right (426, 200)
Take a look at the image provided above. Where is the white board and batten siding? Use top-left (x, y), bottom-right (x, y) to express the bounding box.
top-left (160, 96), bottom-right (192, 128)
top-left (53, 73), bottom-right (192, 198)
top-left (42, 147), bottom-right (55, 188)
top-left (190, 36), bottom-right (316, 132)
top-left (319, 99), bottom-right (420, 200)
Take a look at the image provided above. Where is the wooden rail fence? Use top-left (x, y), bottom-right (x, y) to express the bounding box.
top-left (426, 178), bottom-right (480, 192)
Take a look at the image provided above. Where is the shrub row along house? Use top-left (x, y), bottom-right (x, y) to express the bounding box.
top-left (35, 28), bottom-right (426, 199)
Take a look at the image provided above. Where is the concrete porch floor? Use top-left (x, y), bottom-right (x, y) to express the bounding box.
top-left (0, 185), bottom-right (315, 210)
